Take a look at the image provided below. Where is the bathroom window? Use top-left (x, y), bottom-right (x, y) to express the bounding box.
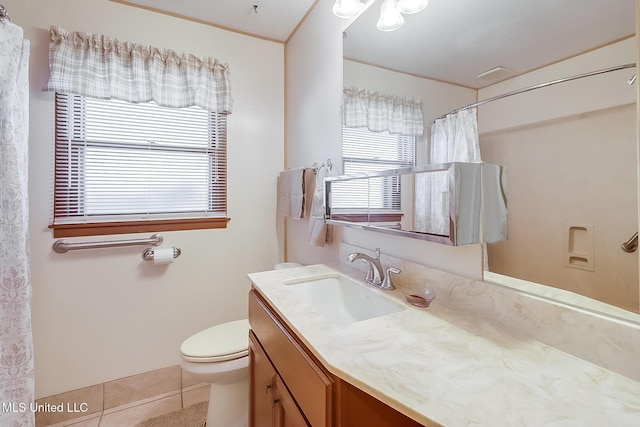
top-left (51, 93), bottom-right (228, 237)
top-left (337, 127), bottom-right (417, 217)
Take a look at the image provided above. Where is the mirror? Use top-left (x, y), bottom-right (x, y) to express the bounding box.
top-left (342, 0), bottom-right (639, 318)
top-left (325, 162), bottom-right (507, 245)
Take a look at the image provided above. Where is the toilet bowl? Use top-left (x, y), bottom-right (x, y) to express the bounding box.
top-left (180, 264), bottom-right (302, 426)
top-left (180, 319), bottom-right (250, 427)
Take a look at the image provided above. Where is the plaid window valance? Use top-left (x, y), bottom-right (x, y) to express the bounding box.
top-left (342, 86), bottom-right (423, 136)
top-left (43, 26), bottom-right (232, 113)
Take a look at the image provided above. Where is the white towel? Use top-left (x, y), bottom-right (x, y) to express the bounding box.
top-left (277, 168), bottom-right (305, 220)
top-left (307, 168), bottom-right (331, 246)
top-left (482, 164), bottom-right (508, 243)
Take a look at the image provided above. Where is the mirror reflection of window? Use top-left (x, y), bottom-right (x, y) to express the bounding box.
top-left (334, 127), bottom-right (416, 226)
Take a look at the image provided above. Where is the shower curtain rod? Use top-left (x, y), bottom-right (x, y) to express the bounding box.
top-left (437, 63), bottom-right (636, 120)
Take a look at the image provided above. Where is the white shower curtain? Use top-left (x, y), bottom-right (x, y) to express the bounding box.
top-left (414, 108), bottom-right (480, 235)
top-left (430, 108), bottom-right (481, 164)
top-left (0, 19), bottom-right (34, 427)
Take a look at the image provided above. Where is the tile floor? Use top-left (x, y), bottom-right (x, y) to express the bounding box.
top-left (36, 365), bottom-right (210, 427)
top-left (44, 384), bottom-right (209, 427)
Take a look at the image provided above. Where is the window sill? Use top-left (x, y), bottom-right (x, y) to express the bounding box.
top-left (50, 217), bottom-right (230, 238)
top-left (327, 213), bottom-right (402, 223)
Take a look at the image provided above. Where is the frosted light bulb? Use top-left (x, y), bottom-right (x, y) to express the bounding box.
top-left (377, 0), bottom-right (405, 32)
top-left (397, 0), bottom-right (428, 14)
top-left (332, 0), bottom-right (363, 19)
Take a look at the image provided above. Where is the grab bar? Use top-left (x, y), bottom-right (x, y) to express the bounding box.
top-left (53, 233), bottom-right (163, 253)
top-left (621, 231), bottom-right (638, 253)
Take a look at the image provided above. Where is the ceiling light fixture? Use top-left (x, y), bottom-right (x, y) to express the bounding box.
top-left (333, 0), bottom-right (428, 32)
top-left (396, 0), bottom-right (428, 14)
top-left (377, 0), bottom-right (405, 31)
top-left (332, 0), bottom-right (364, 19)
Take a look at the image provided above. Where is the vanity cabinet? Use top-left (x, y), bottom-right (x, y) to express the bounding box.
top-left (249, 332), bottom-right (307, 427)
top-left (273, 375), bottom-right (309, 427)
top-left (248, 288), bottom-right (423, 427)
top-left (249, 289), bottom-right (332, 427)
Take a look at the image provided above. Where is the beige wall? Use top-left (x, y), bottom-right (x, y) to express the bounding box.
top-left (283, 0), bottom-right (344, 266)
top-left (477, 38), bottom-right (636, 132)
top-left (8, 0), bottom-right (639, 399)
top-left (637, 0), bottom-right (640, 311)
top-left (285, 1), bottom-right (485, 278)
top-left (5, 0), bottom-right (284, 398)
top-left (478, 38), bottom-right (638, 312)
top-left (482, 105), bottom-right (638, 311)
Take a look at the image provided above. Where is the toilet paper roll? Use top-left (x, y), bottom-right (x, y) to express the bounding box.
top-left (153, 247), bottom-right (174, 265)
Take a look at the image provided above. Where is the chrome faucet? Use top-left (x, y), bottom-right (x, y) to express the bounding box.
top-left (346, 248), bottom-right (400, 290)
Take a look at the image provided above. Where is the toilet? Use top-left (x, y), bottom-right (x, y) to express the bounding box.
top-left (180, 319), bottom-right (250, 427)
top-left (179, 262), bottom-right (301, 427)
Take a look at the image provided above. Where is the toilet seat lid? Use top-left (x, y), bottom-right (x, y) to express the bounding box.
top-left (180, 319), bottom-right (249, 363)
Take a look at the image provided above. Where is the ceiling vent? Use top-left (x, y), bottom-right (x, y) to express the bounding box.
top-left (475, 66), bottom-right (515, 82)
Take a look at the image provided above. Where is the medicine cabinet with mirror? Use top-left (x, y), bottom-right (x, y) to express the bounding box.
top-left (340, 0), bottom-right (639, 318)
top-left (324, 162), bottom-right (507, 246)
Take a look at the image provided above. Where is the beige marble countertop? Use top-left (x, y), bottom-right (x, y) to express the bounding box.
top-left (248, 264), bottom-right (640, 427)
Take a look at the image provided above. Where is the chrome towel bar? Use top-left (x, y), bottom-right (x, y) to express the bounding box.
top-left (53, 233), bottom-right (163, 253)
top-left (621, 231), bottom-right (638, 253)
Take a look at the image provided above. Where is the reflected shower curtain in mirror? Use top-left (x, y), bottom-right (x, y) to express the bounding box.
top-left (430, 108), bottom-right (480, 163)
top-left (415, 108), bottom-right (480, 235)
top-left (0, 19), bottom-right (34, 427)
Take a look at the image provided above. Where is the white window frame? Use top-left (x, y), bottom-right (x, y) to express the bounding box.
top-left (51, 93), bottom-right (229, 237)
top-left (337, 127), bottom-right (417, 215)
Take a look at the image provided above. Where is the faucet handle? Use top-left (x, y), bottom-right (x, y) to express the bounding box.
top-left (381, 267), bottom-right (401, 291)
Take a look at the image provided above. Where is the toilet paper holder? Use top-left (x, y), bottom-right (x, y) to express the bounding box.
top-left (142, 246), bottom-right (182, 261)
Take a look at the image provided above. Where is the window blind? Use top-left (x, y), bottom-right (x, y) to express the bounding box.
top-left (335, 127), bottom-right (417, 212)
top-left (53, 93), bottom-right (227, 226)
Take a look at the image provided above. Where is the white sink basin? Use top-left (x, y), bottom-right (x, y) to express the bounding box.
top-left (284, 274), bottom-right (406, 326)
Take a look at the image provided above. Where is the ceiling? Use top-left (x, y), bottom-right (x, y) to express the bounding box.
top-left (345, 0), bottom-right (636, 88)
top-left (118, 0), bottom-right (316, 42)
top-left (120, 0), bottom-right (636, 89)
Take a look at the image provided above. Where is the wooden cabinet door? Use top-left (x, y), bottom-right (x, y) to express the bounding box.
top-left (250, 331), bottom-right (310, 427)
top-left (249, 332), bottom-right (276, 427)
top-left (273, 376), bottom-right (310, 427)
top-left (249, 290), bottom-right (333, 427)
top-left (336, 380), bottom-right (423, 427)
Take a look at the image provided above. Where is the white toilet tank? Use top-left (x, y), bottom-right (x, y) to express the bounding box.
top-left (274, 262), bottom-right (302, 270)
